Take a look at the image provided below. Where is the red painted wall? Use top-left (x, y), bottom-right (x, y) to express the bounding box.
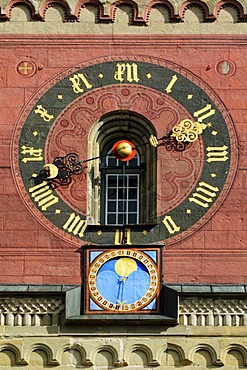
top-left (0, 35), bottom-right (246, 284)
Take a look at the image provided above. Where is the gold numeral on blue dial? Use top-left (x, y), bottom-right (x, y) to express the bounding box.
top-left (21, 145), bottom-right (43, 163)
top-left (165, 75), bottom-right (178, 93)
top-left (34, 105), bottom-right (54, 122)
top-left (69, 73), bottom-right (93, 94)
top-left (194, 104), bottom-right (215, 122)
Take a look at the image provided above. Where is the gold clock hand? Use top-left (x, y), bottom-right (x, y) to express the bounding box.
top-left (171, 119), bottom-right (211, 143)
top-left (34, 118), bottom-right (209, 186)
top-left (149, 118), bottom-right (211, 147)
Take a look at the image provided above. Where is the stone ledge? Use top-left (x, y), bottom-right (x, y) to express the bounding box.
top-left (167, 284), bottom-right (247, 294)
top-left (0, 284), bottom-right (246, 294)
top-left (0, 284), bottom-right (79, 293)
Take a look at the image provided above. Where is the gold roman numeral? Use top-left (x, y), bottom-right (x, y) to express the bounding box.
top-left (189, 181), bottom-right (219, 208)
top-left (63, 213), bottom-right (87, 237)
top-left (21, 145), bottom-right (43, 162)
top-left (69, 73), bottom-right (93, 94)
top-left (29, 181), bottom-right (59, 211)
top-left (34, 105), bottom-right (54, 122)
top-left (114, 228), bottom-right (132, 245)
top-left (114, 63), bottom-right (140, 83)
top-left (193, 104), bottom-right (215, 123)
top-left (206, 146), bottom-right (229, 162)
top-left (162, 215), bottom-right (180, 234)
top-left (165, 75), bottom-right (178, 93)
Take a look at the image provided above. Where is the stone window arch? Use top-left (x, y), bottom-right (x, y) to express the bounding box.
top-left (87, 110), bottom-right (157, 226)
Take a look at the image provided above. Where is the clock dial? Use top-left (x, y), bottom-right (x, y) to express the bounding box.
top-left (12, 57), bottom-right (238, 246)
top-left (86, 249), bottom-right (160, 313)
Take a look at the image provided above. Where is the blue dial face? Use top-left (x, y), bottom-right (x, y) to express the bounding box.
top-left (97, 257), bottom-right (150, 305)
top-left (87, 250), bottom-right (159, 312)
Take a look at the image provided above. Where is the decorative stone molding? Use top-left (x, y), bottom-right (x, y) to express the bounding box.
top-left (0, 288), bottom-right (247, 367)
top-left (2, 0), bottom-right (247, 23)
top-left (1, 338), bottom-right (247, 367)
top-left (0, 297), bottom-right (64, 326)
top-left (1, 294), bottom-right (247, 327)
top-left (179, 297), bottom-right (247, 326)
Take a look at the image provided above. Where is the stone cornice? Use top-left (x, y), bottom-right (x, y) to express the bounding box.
top-left (1, 0), bottom-right (247, 23)
top-left (0, 34), bottom-right (247, 46)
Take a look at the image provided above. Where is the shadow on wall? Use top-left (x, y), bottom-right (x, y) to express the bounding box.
top-left (2, 0), bottom-right (247, 24)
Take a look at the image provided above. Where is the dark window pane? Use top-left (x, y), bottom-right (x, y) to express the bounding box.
top-left (129, 189), bottom-right (137, 199)
top-left (118, 214), bottom-right (124, 224)
top-left (108, 177), bottom-right (117, 187)
top-left (129, 175), bottom-right (138, 187)
top-left (108, 189), bottom-right (117, 199)
top-left (128, 201), bottom-right (137, 212)
top-left (128, 214), bottom-right (137, 224)
top-left (118, 201), bottom-right (124, 212)
top-left (107, 214), bottom-right (116, 224)
top-left (118, 176), bottom-right (124, 188)
top-left (107, 156), bottom-right (118, 167)
top-left (118, 189), bottom-right (124, 199)
top-left (128, 157), bottom-right (138, 167)
top-left (108, 201), bottom-right (116, 212)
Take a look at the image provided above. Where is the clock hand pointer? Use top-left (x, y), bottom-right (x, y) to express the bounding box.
top-left (30, 141), bottom-right (134, 186)
top-left (116, 276), bottom-right (127, 306)
top-left (149, 119), bottom-right (211, 149)
top-left (31, 119), bottom-right (210, 186)
top-left (30, 151), bottom-right (108, 186)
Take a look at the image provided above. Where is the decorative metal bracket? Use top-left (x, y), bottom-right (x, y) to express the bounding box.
top-left (31, 153), bottom-right (86, 187)
top-left (31, 119), bottom-right (210, 187)
top-left (150, 119), bottom-right (211, 151)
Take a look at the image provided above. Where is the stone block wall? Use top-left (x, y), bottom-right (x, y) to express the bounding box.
top-left (0, 34), bottom-right (246, 284)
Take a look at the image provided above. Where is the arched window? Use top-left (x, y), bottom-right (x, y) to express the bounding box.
top-left (101, 148), bottom-right (141, 225)
top-left (87, 111), bottom-right (157, 226)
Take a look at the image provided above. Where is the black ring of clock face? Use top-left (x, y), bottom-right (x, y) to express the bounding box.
top-left (87, 249), bottom-right (159, 312)
top-left (13, 57), bottom-right (238, 246)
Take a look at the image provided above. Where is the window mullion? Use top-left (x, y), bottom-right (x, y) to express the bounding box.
top-left (105, 151), bottom-right (141, 226)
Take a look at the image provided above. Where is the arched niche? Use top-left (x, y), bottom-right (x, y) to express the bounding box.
top-left (61, 348), bottom-right (83, 366)
top-left (87, 110), bottom-right (157, 225)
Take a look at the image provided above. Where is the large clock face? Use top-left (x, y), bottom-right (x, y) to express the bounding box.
top-left (12, 57), bottom-right (238, 246)
top-left (86, 248), bottom-right (160, 313)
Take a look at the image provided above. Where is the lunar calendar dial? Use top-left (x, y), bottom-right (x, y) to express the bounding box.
top-left (86, 248), bottom-right (160, 313)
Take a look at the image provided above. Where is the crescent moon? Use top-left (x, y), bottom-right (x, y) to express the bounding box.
top-left (44, 163), bottom-right (59, 179)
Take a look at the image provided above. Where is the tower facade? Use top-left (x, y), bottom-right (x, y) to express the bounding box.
top-left (0, 0), bottom-right (247, 368)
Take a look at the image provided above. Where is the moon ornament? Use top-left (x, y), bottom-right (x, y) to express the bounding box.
top-left (44, 163), bottom-right (59, 179)
top-left (115, 257), bottom-right (137, 280)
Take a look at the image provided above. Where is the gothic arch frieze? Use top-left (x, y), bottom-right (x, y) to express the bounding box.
top-left (2, 0), bottom-right (247, 23)
top-left (214, 0), bottom-right (247, 21)
top-left (1, 339), bottom-right (247, 367)
top-left (179, 0), bottom-right (216, 21)
top-left (39, 0), bottom-right (77, 21)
